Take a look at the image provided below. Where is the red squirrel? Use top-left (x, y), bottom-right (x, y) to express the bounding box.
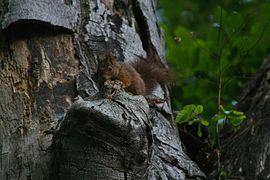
top-left (97, 53), bottom-right (170, 96)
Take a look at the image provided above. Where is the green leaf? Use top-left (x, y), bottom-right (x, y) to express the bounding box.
top-left (223, 109), bottom-right (246, 126)
top-left (183, 104), bottom-right (196, 111)
top-left (176, 110), bottom-right (190, 124)
top-left (200, 119), bottom-right (209, 126)
top-left (209, 123), bottom-right (217, 146)
top-left (220, 168), bottom-right (227, 177)
top-left (188, 118), bottom-right (200, 125)
top-left (211, 113), bottom-right (226, 122)
top-left (220, 105), bottom-right (230, 115)
top-left (176, 104), bottom-right (204, 124)
top-left (195, 105), bottom-right (204, 114)
top-left (231, 110), bottom-right (244, 116)
top-left (227, 114), bottom-right (246, 126)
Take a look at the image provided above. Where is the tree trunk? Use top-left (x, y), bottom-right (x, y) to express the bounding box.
top-left (0, 0), bottom-right (204, 179)
top-left (221, 56), bottom-right (270, 179)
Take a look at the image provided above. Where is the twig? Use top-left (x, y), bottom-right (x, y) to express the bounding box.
top-left (216, 0), bottom-right (224, 179)
top-left (179, 128), bottom-right (207, 145)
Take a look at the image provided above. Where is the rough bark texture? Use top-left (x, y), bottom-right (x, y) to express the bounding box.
top-left (222, 56), bottom-right (270, 179)
top-left (55, 92), bottom-right (151, 179)
top-left (0, 30), bottom-right (79, 179)
top-left (0, 0), bottom-right (204, 179)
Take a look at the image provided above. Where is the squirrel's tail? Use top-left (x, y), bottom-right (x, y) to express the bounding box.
top-left (131, 58), bottom-right (170, 95)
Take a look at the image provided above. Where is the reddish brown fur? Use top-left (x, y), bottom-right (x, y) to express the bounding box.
top-left (98, 54), bottom-right (146, 95)
top-left (97, 53), bottom-right (170, 95)
top-left (131, 59), bottom-right (170, 94)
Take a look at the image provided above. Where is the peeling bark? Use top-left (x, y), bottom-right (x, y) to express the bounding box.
top-left (0, 30), bottom-right (79, 179)
top-left (1, 0), bottom-right (78, 30)
top-left (0, 0), bottom-right (205, 179)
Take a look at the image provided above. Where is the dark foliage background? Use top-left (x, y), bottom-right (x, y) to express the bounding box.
top-left (158, 0), bottom-right (270, 118)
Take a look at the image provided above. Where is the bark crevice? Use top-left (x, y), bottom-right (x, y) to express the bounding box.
top-left (221, 56), bottom-right (270, 179)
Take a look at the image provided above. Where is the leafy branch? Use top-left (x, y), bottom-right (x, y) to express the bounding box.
top-left (176, 104), bottom-right (245, 140)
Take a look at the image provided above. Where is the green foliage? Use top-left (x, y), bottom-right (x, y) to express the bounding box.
top-left (158, 4), bottom-right (268, 174)
top-left (220, 106), bottom-right (246, 126)
top-left (176, 104), bottom-right (246, 144)
top-left (176, 104), bottom-right (206, 137)
top-left (176, 104), bottom-right (203, 124)
top-left (158, 0), bottom-right (270, 118)
top-left (220, 166), bottom-right (228, 177)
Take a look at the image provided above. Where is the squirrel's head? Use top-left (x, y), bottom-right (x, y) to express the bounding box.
top-left (97, 53), bottom-right (120, 82)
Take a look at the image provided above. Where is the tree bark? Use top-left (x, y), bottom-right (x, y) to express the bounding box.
top-left (0, 0), bottom-right (204, 179)
top-left (221, 56), bottom-right (270, 179)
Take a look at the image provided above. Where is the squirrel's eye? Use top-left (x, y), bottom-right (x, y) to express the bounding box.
top-left (108, 66), bottom-right (112, 72)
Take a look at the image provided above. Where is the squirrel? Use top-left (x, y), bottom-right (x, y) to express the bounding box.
top-left (97, 53), bottom-right (170, 96)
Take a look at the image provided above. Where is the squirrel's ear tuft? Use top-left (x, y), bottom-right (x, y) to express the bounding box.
top-left (107, 52), bottom-right (115, 64)
top-left (97, 55), bottom-right (101, 62)
top-left (108, 52), bottom-right (113, 57)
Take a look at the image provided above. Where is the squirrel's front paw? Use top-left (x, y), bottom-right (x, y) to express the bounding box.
top-left (101, 80), bottom-right (124, 99)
